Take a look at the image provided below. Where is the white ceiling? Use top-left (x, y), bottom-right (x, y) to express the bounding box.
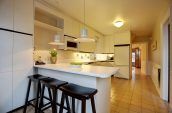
top-left (40, 0), bottom-right (169, 37)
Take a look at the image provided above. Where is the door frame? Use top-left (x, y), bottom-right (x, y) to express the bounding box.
top-left (161, 18), bottom-right (170, 101)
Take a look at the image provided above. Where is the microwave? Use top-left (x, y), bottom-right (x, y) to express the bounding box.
top-left (64, 35), bottom-right (78, 51)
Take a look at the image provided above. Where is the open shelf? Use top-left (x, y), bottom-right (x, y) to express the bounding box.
top-left (34, 20), bottom-right (63, 32)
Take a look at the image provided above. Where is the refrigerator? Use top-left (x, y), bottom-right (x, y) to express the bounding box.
top-left (114, 44), bottom-right (131, 79)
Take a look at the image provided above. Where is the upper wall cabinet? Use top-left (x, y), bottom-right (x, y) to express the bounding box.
top-left (0, 0), bottom-right (34, 34)
top-left (14, 0), bottom-right (34, 34)
top-left (34, 8), bottom-right (64, 50)
top-left (104, 36), bottom-right (115, 53)
top-left (64, 16), bottom-right (80, 37)
top-left (0, 0), bottom-right (13, 30)
top-left (114, 31), bottom-right (131, 45)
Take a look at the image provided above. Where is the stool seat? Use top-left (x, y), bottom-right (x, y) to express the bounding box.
top-left (40, 78), bottom-right (68, 89)
top-left (28, 74), bottom-right (49, 82)
top-left (60, 83), bottom-right (97, 99)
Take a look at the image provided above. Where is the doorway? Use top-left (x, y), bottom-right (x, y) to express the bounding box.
top-left (132, 48), bottom-right (141, 68)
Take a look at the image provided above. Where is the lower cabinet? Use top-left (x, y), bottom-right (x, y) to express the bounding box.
top-left (12, 69), bottom-right (33, 109)
top-left (0, 72), bottom-right (13, 113)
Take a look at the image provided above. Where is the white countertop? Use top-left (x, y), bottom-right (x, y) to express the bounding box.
top-left (34, 63), bottom-right (119, 78)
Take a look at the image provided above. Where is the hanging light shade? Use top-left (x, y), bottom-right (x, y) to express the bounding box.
top-left (81, 28), bottom-right (88, 38)
top-left (74, 28), bottom-right (95, 42)
top-left (74, 0), bottom-right (95, 43)
top-left (48, 34), bottom-right (64, 45)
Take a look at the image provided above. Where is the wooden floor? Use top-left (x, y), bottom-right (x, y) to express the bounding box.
top-left (15, 68), bottom-right (171, 113)
top-left (111, 68), bottom-right (170, 113)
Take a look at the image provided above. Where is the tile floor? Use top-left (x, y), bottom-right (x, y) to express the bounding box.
top-left (15, 68), bottom-right (171, 113)
top-left (111, 68), bottom-right (171, 113)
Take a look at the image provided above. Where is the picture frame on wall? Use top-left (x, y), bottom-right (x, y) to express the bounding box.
top-left (151, 40), bottom-right (157, 51)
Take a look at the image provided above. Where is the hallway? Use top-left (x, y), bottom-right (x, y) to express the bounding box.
top-left (111, 68), bottom-right (170, 113)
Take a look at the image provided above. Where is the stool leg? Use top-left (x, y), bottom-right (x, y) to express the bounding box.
top-left (48, 88), bottom-right (53, 102)
top-left (52, 88), bottom-right (57, 113)
top-left (35, 82), bottom-right (41, 113)
top-left (90, 97), bottom-right (96, 113)
top-left (59, 93), bottom-right (65, 113)
top-left (65, 95), bottom-right (71, 113)
top-left (38, 84), bottom-right (45, 112)
top-left (72, 98), bottom-right (75, 113)
top-left (23, 79), bottom-right (31, 113)
top-left (81, 99), bottom-right (86, 113)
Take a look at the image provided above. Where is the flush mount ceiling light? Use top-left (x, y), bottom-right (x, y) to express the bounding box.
top-left (113, 21), bottom-right (124, 28)
top-left (74, 0), bottom-right (95, 43)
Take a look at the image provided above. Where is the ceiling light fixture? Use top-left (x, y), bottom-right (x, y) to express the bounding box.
top-left (48, 34), bottom-right (64, 45)
top-left (113, 21), bottom-right (124, 28)
top-left (74, 0), bottom-right (95, 42)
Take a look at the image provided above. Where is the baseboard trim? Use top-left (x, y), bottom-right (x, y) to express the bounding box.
top-left (7, 105), bottom-right (25, 113)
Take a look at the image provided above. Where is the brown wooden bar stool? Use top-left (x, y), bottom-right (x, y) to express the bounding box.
top-left (38, 77), bottom-right (68, 113)
top-left (59, 83), bottom-right (98, 113)
top-left (23, 74), bottom-right (50, 113)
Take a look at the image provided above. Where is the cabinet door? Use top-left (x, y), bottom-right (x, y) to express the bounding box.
top-left (13, 33), bottom-right (33, 71)
top-left (0, 72), bottom-right (13, 113)
top-left (14, 0), bottom-right (34, 34)
top-left (0, 0), bottom-right (13, 30)
top-left (0, 30), bottom-right (13, 73)
top-left (95, 37), bottom-right (104, 53)
top-left (13, 69), bottom-right (33, 109)
top-left (78, 42), bottom-right (96, 52)
top-left (12, 33), bottom-right (33, 109)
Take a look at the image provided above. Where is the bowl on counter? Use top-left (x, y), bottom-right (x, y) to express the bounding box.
top-left (70, 62), bottom-right (83, 68)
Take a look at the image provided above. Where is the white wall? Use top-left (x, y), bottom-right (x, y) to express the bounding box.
top-left (150, 6), bottom-right (170, 100)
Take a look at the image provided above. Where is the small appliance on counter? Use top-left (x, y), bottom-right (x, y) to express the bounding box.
top-left (35, 56), bottom-right (45, 65)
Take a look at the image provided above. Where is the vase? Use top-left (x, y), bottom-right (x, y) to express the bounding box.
top-left (50, 57), bottom-right (57, 64)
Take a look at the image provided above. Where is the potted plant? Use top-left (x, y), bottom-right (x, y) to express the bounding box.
top-left (49, 49), bottom-right (57, 64)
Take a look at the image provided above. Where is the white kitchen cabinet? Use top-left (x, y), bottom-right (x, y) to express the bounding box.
top-left (79, 41), bottom-right (96, 52)
top-left (64, 16), bottom-right (80, 37)
top-left (0, 0), bottom-right (13, 30)
top-left (114, 31), bottom-right (131, 45)
top-left (12, 69), bottom-right (33, 109)
top-left (12, 33), bottom-right (33, 109)
top-left (0, 72), bottom-right (13, 113)
top-left (14, 0), bottom-right (34, 34)
top-left (104, 36), bottom-right (115, 53)
top-left (0, 0), bottom-right (34, 111)
top-left (0, 31), bottom-right (13, 73)
top-left (13, 33), bottom-right (33, 71)
top-left (95, 36), bottom-right (104, 53)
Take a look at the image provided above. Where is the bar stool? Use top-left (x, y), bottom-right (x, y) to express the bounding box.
top-left (38, 77), bottom-right (68, 113)
top-left (59, 83), bottom-right (98, 113)
top-left (23, 74), bottom-right (49, 113)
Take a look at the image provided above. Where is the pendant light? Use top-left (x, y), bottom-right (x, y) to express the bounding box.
top-left (74, 0), bottom-right (95, 42)
top-left (48, 34), bottom-right (64, 45)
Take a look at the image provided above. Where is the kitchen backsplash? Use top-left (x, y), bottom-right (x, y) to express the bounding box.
top-left (34, 50), bottom-right (113, 64)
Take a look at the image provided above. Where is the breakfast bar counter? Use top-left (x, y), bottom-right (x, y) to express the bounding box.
top-left (34, 63), bottom-right (119, 113)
